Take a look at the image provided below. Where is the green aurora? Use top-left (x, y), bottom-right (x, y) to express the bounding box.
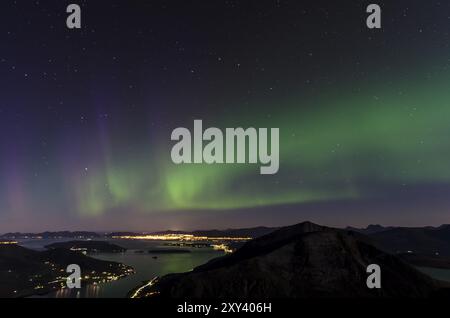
top-left (71, 71), bottom-right (450, 216)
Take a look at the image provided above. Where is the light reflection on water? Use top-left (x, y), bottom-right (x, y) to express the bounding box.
top-left (54, 285), bottom-right (100, 298)
top-left (23, 238), bottom-right (224, 298)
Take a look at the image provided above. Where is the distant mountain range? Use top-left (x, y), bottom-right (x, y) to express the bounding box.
top-left (0, 231), bottom-right (101, 239)
top-left (1, 227), bottom-right (277, 240)
top-left (4, 223), bottom-right (450, 258)
top-left (151, 226), bottom-right (278, 238)
top-left (133, 222), bottom-right (448, 298)
top-left (108, 227), bottom-right (278, 238)
top-left (346, 224), bottom-right (394, 234)
top-left (348, 224), bottom-right (450, 256)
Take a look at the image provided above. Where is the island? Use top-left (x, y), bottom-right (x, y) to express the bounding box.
top-left (45, 240), bottom-right (127, 254)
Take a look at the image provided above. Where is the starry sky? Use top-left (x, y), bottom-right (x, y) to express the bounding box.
top-left (1, 0), bottom-right (450, 232)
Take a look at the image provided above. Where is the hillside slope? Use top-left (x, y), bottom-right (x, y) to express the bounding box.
top-left (141, 222), bottom-right (443, 298)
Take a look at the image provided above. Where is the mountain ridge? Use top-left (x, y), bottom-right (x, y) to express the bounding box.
top-left (134, 221), bottom-right (445, 299)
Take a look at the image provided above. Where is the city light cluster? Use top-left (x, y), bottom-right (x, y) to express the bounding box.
top-left (212, 244), bottom-right (234, 254)
top-left (112, 233), bottom-right (251, 242)
top-left (0, 241), bottom-right (18, 245)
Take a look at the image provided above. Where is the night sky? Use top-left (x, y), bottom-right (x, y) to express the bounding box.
top-left (1, 0), bottom-right (450, 232)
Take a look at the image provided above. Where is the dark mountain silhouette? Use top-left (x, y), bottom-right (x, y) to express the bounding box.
top-left (369, 226), bottom-right (450, 256)
top-left (346, 224), bottom-right (393, 234)
top-left (190, 227), bottom-right (278, 238)
top-left (138, 222), bottom-right (445, 298)
top-left (1, 231), bottom-right (100, 239)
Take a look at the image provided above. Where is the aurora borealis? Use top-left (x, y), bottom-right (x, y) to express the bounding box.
top-left (1, 1), bottom-right (450, 231)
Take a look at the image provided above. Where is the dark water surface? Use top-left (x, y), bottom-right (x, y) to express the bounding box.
top-left (19, 238), bottom-right (223, 298)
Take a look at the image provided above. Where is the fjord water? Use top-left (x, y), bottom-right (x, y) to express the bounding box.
top-left (20, 238), bottom-right (224, 298)
top-left (18, 239), bottom-right (450, 298)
